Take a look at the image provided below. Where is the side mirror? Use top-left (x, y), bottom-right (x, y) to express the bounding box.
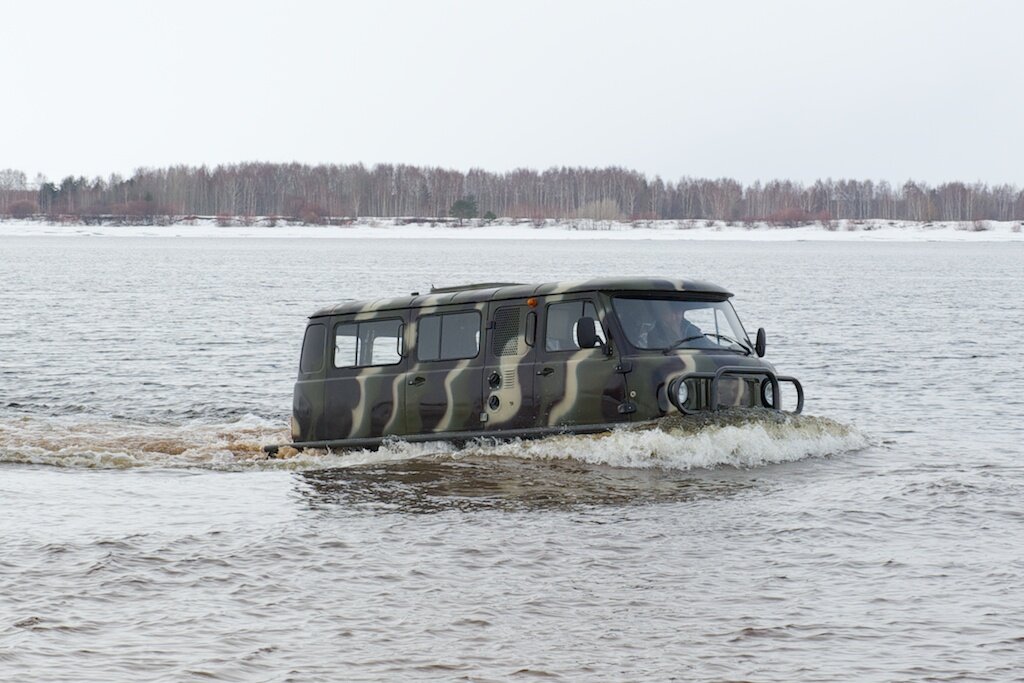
top-left (755, 327), bottom-right (766, 358)
top-left (576, 316), bottom-right (601, 349)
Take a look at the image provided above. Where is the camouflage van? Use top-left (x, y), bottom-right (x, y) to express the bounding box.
top-left (273, 278), bottom-right (803, 452)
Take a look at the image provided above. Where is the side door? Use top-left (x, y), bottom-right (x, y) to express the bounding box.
top-left (404, 305), bottom-right (485, 436)
top-left (534, 296), bottom-right (629, 428)
top-left (481, 300), bottom-right (538, 431)
top-left (323, 313), bottom-right (408, 441)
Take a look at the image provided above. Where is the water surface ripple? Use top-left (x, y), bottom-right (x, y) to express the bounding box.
top-left (1, 237), bottom-right (1022, 681)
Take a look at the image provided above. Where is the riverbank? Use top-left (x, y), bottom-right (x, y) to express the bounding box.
top-left (1, 217), bottom-right (1022, 241)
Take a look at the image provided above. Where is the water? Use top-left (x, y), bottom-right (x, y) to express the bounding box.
top-left (1, 235), bottom-right (1022, 681)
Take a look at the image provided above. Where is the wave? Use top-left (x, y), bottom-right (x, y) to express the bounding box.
top-left (456, 410), bottom-right (868, 470)
top-left (0, 409), bottom-right (867, 472)
top-left (0, 413), bottom-right (292, 471)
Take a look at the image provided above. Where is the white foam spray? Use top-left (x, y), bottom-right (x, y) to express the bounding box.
top-left (0, 410), bottom-right (867, 472)
top-left (464, 411), bottom-right (869, 470)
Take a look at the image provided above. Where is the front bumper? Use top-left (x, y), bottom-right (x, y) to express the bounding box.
top-left (670, 365), bottom-right (804, 414)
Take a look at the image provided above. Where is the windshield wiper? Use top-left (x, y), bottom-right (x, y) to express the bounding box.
top-left (662, 335), bottom-right (706, 353)
top-left (663, 333), bottom-right (752, 355)
top-left (710, 333), bottom-right (753, 354)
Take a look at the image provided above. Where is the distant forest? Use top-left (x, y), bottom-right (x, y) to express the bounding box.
top-left (1, 163), bottom-right (1022, 224)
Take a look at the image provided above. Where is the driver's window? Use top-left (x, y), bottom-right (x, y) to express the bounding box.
top-left (546, 300), bottom-right (605, 352)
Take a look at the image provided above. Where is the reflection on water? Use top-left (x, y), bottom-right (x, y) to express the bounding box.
top-left (297, 456), bottom-right (750, 513)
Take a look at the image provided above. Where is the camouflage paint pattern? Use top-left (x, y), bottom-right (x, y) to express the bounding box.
top-left (530, 291), bottom-right (627, 428)
top-left (288, 278), bottom-right (798, 449)
top-left (403, 300), bottom-right (489, 435)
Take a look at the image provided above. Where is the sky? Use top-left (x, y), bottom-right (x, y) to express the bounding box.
top-left (2, 0), bottom-right (1022, 186)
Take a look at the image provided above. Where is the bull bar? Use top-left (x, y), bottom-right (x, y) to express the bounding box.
top-left (678, 365), bottom-right (804, 414)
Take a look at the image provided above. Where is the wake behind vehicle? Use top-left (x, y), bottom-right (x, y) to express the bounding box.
top-left (267, 278), bottom-right (803, 453)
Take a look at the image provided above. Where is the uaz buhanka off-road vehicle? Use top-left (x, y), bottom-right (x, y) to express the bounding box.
top-left (268, 278), bottom-right (803, 453)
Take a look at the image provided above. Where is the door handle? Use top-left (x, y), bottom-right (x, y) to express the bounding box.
top-left (408, 376), bottom-right (426, 386)
top-left (536, 367), bottom-right (554, 377)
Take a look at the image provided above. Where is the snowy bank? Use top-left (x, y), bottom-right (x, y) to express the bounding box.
top-left (1, 218), bottom-right (1022, 242)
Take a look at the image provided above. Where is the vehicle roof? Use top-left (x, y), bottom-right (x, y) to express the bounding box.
top-left (311, 277), bottom-right (733, 318)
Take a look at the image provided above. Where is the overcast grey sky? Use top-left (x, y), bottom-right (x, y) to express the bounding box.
top-left (2, 0), bottom-right (1021, 185)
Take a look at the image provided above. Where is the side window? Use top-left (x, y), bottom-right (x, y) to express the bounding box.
top-left (417, 315), bottom-right (442, 361)
top-left (417, 311), bottom-right (481, 362)
top-left (333, 319), bottom-right (403, 368)
top-left (334, 323), bottom-right (358, 368)
top-left (299, 323), bottom-right (326, 373)
top-left (546, 300), bottom-right (606, 352)
top-left (441, 312), bottom-right (481, 360)
top-left (369, 322), bottom-right (402, 365)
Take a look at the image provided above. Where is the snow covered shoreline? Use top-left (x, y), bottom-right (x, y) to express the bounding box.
top-left (1, 218), bottom-right (1022, 242)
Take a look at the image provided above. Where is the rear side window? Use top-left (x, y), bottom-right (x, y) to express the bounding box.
top-left (417, 311), bottom-right (481, 361)
top-left (300, 323), bottom-right (326, 373)
top-left (334, 319), bottom-right (403, 368)
top-left (545, 301), bottom-right (606, 352)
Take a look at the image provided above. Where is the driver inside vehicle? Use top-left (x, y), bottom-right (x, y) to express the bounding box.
top-left (615, 296), bottom-right (756, 354)
top-left (641, 303), bottom-right (716, 349)
top-left (662, 306), bottom-right (697, 341)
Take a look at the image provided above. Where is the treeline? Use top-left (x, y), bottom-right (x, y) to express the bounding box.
top-left (1, 163), bottom-right (1023, 222)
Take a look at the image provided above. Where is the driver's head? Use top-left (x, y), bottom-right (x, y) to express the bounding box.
top-left (663, 305), bottom-right (687, 329)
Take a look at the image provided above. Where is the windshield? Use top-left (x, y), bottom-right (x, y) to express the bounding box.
top-left (612, 297), bottom-right (751, 352)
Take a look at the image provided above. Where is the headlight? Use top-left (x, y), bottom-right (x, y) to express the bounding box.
top-left (671, 379), bottom-right (689, 411)
top-left (676, 380), bottom-right (689, 406)
top-left (761, 380), bottom-right (774, 408)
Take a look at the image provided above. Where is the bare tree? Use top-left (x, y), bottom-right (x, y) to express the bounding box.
top-left (1, 162), bottom-right (1021, 223)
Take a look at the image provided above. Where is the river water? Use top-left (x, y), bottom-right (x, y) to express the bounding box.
top-left (1, 235), bottom-right (1022, 681)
